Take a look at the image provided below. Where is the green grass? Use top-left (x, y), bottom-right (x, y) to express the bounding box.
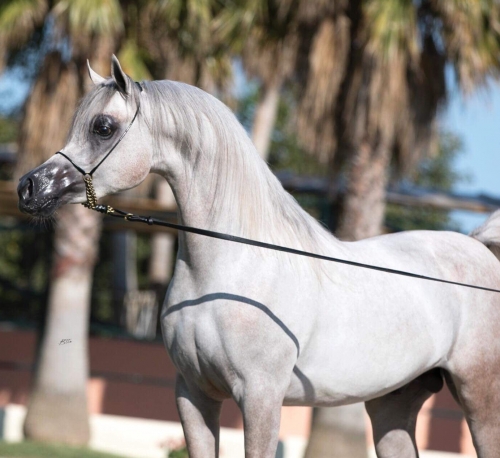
top-left (0, 441), bottom-right (128, 458)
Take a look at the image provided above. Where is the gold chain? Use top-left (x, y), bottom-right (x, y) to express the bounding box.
top-left (82, 174), bottom-right (97, 209)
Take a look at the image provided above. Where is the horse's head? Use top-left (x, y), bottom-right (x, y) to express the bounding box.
top-left (18, 55), bottom-right (153, 217)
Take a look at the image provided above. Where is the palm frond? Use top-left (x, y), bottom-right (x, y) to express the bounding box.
top-left (296, 9), bottom-right (350, 163)
top-left (0, 0), bottom-right (48, 49)
top-left (118, 39), bottom-right (152, 82)
top-left (431, 0), bottom-right (500, 91)
top-left (140, 0), bottom-right (233, 92)
top-left (364, 0), bottom-right (419, 65)
top-left (53, 0), bottom-right (123, 38)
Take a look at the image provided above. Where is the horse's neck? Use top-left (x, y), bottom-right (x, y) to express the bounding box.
top-left (163, 152), bottom-right (343, 267)
top-left (162, 141), bottom-right (286, 237)
top-left (151, 89), bottom-right (341, 261)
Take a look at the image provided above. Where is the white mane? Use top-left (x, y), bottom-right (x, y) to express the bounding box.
top-left (141, 80), bottom-right (340, 259)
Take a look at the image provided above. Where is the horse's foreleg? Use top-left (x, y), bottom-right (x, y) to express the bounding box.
top-left (237, 383), bottom-right (284, 458)
top-left (175, 374), bottom-right (222, 458)
top-left (365, 369), bottom-right (443, 458)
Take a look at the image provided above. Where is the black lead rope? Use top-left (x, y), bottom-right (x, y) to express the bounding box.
top-left (57, 81), bottom-right (500, 294)
top-left (91, 205), bottom-right (500, 294)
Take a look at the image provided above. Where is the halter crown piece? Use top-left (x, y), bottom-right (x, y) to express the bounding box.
top-left (56, 81), bottom-right (143, 211)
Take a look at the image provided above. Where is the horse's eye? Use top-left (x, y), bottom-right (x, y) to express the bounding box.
top-left (93, 116), bottom-right (116, 138)
top-left (97, 125), bottom-right (111, 136)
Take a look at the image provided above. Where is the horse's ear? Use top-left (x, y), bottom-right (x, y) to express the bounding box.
top-left (111, 54), bottom-right (131, 96)
top-left (87, 60), bottom-right (106, 85)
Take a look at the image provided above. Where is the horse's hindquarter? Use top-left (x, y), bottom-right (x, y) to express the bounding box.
top-left (163, 230), bottom-right (500, 406)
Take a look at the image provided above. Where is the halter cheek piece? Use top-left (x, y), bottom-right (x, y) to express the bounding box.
top-left (56, 82), bottom-right (143, 210)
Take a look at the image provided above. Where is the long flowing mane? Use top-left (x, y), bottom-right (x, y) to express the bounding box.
top-left (142, 80), bottom-right (340, 258)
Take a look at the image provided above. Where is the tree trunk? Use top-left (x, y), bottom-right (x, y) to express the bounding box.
top-left (251, 81), bottom-right (281, 160)
top-left (305, 404), bottom-right (368, 458)
top-left (335, 143), bottom-right (391, 241)
top-left (24, 204), bottom-right (101, 445)
top-left (20, 48), bottom-right (111, 446)
top-left (112, 231), bottom-right (138, 325)
top-left (148, 179), bottom-right (176, 297)
top-left (0, 38), bottom-right (6, 75)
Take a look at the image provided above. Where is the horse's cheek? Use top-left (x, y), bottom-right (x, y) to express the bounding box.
top-left (119, 155), bottom-right (151, 188)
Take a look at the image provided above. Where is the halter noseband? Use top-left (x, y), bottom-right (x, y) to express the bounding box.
top-left (56, 82), bottom-right (143, 209)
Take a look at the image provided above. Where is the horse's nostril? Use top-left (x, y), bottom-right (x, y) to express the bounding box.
top-left (18, 176), bottom-right (34, 203)
top-left (25, 179), bottom-right (33, 199)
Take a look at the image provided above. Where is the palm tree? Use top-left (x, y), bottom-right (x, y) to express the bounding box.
top-left (0, 0), bottom-right (48, 75)
top-left (297, 0), bottom-right (500, 240)
top-left (1, 0), bottom-right (122, 445)
top-left (296, 1), bottom-right (500, 456)
top-left (139, 0), bottom-right (232, 90)
top-left (216, 0), bottom-right (301, 159)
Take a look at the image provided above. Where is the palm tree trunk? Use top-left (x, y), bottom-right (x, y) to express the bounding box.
top-left (148, 179), bottom-right (176, 295)
top-left (112, 231), bottom-right (138, 324)
top-left (251, 80), bottom-right (281, 160)
top-left (24, 204), bottom-right (101, 445)
top-left (305, 404), bottom-right (368, 458)
top-left (20, 47), bottom-right (111, 446)
top-left (336, 143), bottom-right (391, 241)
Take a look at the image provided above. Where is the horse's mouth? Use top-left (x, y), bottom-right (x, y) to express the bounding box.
top-left (18, 196), bottom-right (61, 217)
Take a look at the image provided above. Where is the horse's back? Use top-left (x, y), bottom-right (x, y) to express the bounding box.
top-left (349, 229), bottom-right (500, 286)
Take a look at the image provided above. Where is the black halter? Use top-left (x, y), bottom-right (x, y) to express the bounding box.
top-left (56, 82), bottom-right (143, 209)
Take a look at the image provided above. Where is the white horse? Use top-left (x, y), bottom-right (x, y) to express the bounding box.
top-left (18, 56), bottom-right (500, 457)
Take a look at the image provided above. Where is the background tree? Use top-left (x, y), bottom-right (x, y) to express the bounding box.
top-left (296, 0), bottom-right (500, 240)
top-left (385, 132), bottom-right (467, 232)
top-left (139, 0), bottom-right (232, 90)
top-left (0, 0), bottom-right (123, 445)
top-left (216, 0), bottom-right (301, 159)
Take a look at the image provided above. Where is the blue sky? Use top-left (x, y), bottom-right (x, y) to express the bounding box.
top-left (1, 63), bottom-right (499, 233)
top-left (0, 67), bottom-right (30, 114)
top-left (443, 77), bottom-right (500, 233)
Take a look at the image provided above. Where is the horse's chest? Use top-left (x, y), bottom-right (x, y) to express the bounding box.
top-left (162, 310), bottom-right (234, 398)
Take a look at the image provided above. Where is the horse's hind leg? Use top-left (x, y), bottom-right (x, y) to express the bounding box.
top-left (446, 365), bottom-right (500, 457)
top-left (365, 369), bottom-right (443, 458)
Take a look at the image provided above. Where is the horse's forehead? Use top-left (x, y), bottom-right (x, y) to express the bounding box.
top-left (100, 92), bottom-right (130, 119)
